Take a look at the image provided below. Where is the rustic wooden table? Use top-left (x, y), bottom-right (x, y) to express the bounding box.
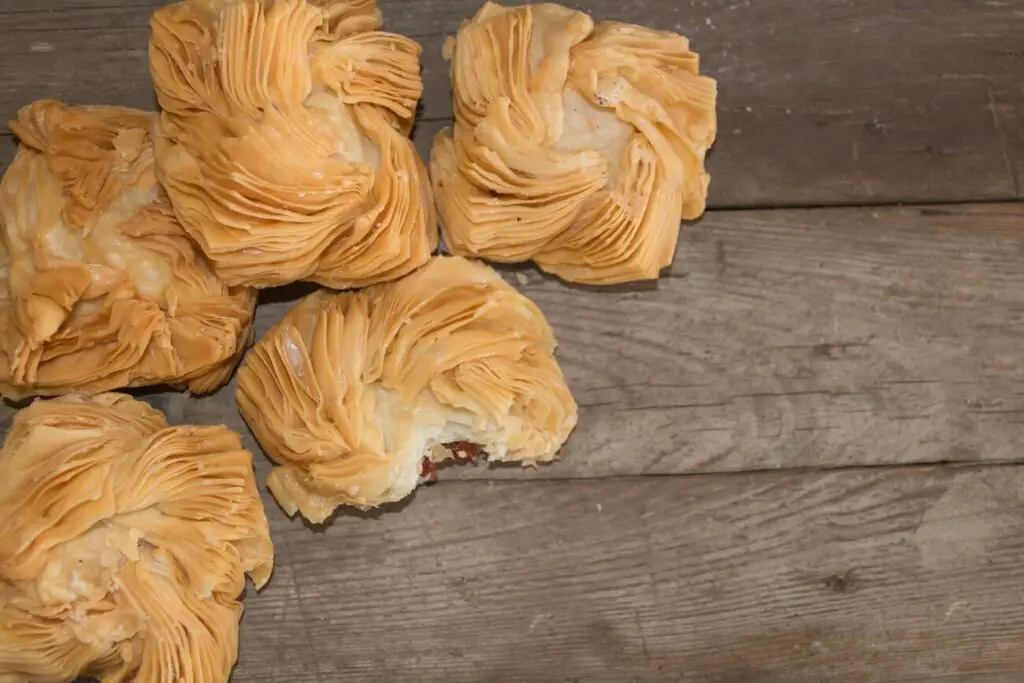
top-left (2, 1), bottom-right (1023, 681)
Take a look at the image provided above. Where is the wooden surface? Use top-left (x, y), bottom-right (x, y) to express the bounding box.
top-left (236, 463), bottom-right (1024, 683)
top-left (1, 0), bottom-right (1024, 681)
top-left (1, 0), bottom-right (1022, 206)
top-left (135, 203), bottom-right (1024, 479)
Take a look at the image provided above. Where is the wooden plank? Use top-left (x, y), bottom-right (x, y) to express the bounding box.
top-left (0, 0), bottom-right (1021, 206)
top-left (225, 464), bottom-right (1024, 682)
top-left (0, 135), bottom-right (13, 173)
top-left (25, 203), bottom-right (1008, 478)
top-left (5, 203), bottom-right (1024, 474)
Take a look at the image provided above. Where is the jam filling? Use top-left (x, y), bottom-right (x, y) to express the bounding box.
top-left (418, 441), bottom-right (484, 483)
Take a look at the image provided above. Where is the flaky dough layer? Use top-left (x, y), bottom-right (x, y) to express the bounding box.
top-left (0, 393), bottom-right (273, 683)
top-left (237, 255), bottom-right (577, 521)
top-left (432, 2), bottom-right (717, 284)
top-left (0, 100), bottom-right (255, 400)
top-left (150, 0), bottom-right (438, 288)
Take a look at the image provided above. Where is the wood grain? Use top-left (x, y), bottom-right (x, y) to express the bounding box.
top-left (20, 202), bottom-right (1015, 479)
top-left (1, 2), bottom-right (1022, 681)
top-left (0, 0), bottom-right (1021, 206)
top-left (225, 463), bottom-right (1024, 682)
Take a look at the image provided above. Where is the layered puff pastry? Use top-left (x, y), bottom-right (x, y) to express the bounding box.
top-left (149, 0), bottom-right (437, 288)
top-left (0, 393), bottom-right (273, 683)
top-left (0, 100), bottom-right (255, 400)
top-left (432, 2), bottom-right (718, 284)
top-left (236, 256), bottom-right (577, 522)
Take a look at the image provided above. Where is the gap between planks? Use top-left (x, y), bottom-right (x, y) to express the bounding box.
top-left (415, 458), bottom-right (1024, 487)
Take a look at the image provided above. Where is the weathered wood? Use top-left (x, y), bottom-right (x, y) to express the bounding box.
top-left (0, 0), bottom-right (1021, 206)
top-left (22, 202), bottom-right (1014, 479)
top-left (0, 2), bottom-right (1021, 681)
top-left (226, 464), bottom-right (1024, 682)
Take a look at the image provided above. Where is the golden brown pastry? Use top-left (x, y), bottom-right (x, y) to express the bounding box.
top-left (432, 2), bottom-right (718, 284)
top-left (236, 256), bottom-right (576, 521)
top-left (149, 0), bottom-right (438, 289)
top-left (0, 100), bottom-right (255, 400)
top-left (0, 393), bottom-right (273, 683)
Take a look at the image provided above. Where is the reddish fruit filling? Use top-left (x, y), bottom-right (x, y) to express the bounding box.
top-left (444, 441), bottom-right (482, 463)
top-left (419, 441), bottom-right (484, 482)
top-left (419, 458), bottom-right (438, 481)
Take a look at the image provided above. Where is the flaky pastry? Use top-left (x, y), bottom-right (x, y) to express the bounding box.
top-left (0, 393), bottom-right (273, 683)
top-left (0, 100), bottom-right (255, 400)
top-left (149, 0), bottom-right (438, 288)
top-left (236, 256), bottom-right (576, 521)
top-left (431, 2), bottom-right (718, 284)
